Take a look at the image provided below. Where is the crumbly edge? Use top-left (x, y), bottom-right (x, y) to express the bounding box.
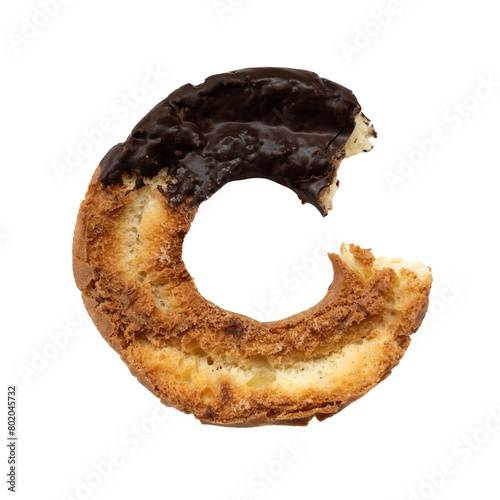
top-left (320, 113), bottom-right (376, 213)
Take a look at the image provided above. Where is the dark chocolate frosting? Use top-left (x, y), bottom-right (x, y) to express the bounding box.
top-left (98, 68), bottom-right (362, 214)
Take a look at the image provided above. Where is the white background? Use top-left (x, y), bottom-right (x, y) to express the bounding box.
top-left (2, 0), bottom-right (500, 499)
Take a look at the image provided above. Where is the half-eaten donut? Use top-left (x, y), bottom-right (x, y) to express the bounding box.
top-left (73, 68), bottom-right (432, 426)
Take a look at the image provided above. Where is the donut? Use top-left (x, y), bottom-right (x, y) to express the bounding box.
top-left (73, 68), bottom-right (432, 426)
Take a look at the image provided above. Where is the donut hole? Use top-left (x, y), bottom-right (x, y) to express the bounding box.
top-left (183, 179), bottom-right (334, 322)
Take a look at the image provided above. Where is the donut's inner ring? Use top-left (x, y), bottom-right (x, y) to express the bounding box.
top-left (181, 179), bottom-right (335, 321)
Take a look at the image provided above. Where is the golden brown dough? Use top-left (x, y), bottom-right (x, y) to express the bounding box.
top-left (73, 168), bottom-right (432, 426)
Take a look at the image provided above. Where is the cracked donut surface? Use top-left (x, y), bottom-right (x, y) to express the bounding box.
top-left (73, 68), bottom-right (432, 426)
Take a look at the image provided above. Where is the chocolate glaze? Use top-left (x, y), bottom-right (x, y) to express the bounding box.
top-left (98, 68), bottom-right (363, 215)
